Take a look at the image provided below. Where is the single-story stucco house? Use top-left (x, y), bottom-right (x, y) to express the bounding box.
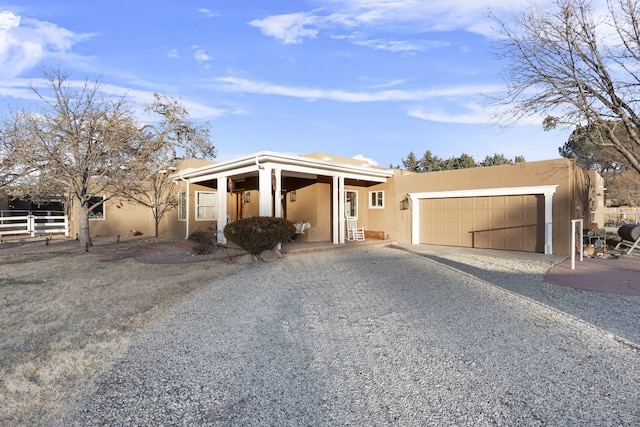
top-left (59, 151), bottom-right (603, 257)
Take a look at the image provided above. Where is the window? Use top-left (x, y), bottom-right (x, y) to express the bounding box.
top-left (88, 196), bottom-right (105, 220)
top-left (178, 192), bottom-right (186, 221)
top-left (369, 190), bottom-right (384, 208)
top-left (344, 190), bottom-right (358, 218)
top-left (196, 191), bottom-right (216, 221)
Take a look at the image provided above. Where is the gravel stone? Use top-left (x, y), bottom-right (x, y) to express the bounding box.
top-left (60, 246), bottom-right (640, 426)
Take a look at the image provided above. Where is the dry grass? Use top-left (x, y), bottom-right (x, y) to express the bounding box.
top-left (0, 240), bottom-right (244, 426)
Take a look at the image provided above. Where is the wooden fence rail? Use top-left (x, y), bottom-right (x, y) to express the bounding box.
top-left (0, 210), bottom-right (69, 239)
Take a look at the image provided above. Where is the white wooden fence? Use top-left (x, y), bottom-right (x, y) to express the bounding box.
top-left (0, 210), bottom-right (69, 238)
top-left (596, 208), bottom-right (640, 227)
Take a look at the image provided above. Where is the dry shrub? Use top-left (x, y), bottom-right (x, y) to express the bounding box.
top-left (188, 229), bottom-right (217, 254)
top-left (224, 217), bottom-right (295, 254)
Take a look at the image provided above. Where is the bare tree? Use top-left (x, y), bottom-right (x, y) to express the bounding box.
top-left (119, 93), bottom-right (215, 237)
top-left (0, 118), bottom-right (37, 194)
top-left (491, 0), bottom-right (640, 173)
top-left (2, 69), bottom-right (144, 247)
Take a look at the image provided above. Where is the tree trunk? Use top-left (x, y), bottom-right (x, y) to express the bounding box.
top-left (78, 203), bottom-right (91, 249)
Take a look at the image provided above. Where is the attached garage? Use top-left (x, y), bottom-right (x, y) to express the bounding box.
top-left (419, 195), bottom-right (544, 252)
top-left (410, 186), bottom-right (558, 254)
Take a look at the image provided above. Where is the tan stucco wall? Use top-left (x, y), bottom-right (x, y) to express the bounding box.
top-left (68, 195), bottom-right (185, 240)
top-left (281, 183), bottom-right (331, 242)
top-left (87, 198), bottom-right (152, 238)
top-left (364, 158), bottom-right (591, 256)
top-left (66, 156), bottom-right (598, 256)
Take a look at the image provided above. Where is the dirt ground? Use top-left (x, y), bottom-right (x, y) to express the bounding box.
top-left (0, 235), bottom-right (247, 426)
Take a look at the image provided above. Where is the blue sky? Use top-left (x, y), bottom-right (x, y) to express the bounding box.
top-left (0, 0), bottom-right (583, 167)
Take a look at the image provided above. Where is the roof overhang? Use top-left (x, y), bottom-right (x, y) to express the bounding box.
top-left (174, 151), bottom-right (394, 184)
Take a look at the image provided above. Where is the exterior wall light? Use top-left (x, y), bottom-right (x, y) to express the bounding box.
top-left (244, 192), bottom-right (251, 203)
top-left (400, 196), bottom-right (409, 210)
top-left (290, 191), bottom-right (297, 202)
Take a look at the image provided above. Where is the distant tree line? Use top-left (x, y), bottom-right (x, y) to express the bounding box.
top-left (393, 151), bottom-right (525, 173)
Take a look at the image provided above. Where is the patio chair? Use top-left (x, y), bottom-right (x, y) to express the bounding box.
top-left (587, 223), bottom-right (606, 249)
top-left (346, 216), bottom-right (365, 241)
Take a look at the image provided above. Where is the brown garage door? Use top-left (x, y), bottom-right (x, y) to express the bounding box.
top-left (419, 195), bottom-right (544, 252)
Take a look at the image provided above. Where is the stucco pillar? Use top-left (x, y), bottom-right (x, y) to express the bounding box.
top-left (410, 194), bottom-right (420, 245)
top-left (332, 176), bottom-right (343, 244)
top-left (544, 192), bottom-right (554, 254)
top-left (259, 165), bottom-right (273, 217)
top-left (338, 176), bottom-right (345, 243)
top-left (184, 180), bottom-right (191, 240)
top-left (273, 168), bottom-right (282, 218)
top-left (216, 176), bottom-right (227, 244)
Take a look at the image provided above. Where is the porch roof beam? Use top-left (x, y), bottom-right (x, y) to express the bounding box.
top-left (175, 151), bottom-right (393, 184)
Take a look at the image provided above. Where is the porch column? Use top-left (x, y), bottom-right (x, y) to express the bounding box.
top-left (216, 176), bottom-right (227, 244)
top-left (332, 176), bottom-right (339, 244)
top-left (185, 180), bottom-right (191, 239)
top-left (259, 164), bottom-right (273, 217)
top-left (337, 176), bottom-right (345, 243)
top-left (544, 192), bottom-right (554, 254)
top-left (410, 194), bottom-right (420, 245)
top-left (273, 168), bottom-right (282, 218)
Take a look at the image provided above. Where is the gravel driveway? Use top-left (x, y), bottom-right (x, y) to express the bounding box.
top-left (62, 245), bottom-right (640, 426)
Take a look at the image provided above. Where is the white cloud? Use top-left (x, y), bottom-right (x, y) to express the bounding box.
top-left (0, 10), bottom-right (92, 78)
top-left (352, 153), bottom-right (378, 166)
top-left (361, 78), bottom-right (410, 89)
top-left (407, 102), bottom-right (548, 126)
top-left (353, 38), bottom-right (448, 53)
top-left (166, 48), bottom-right (179, 58)
top-left (0, 76), bottom-right (234, 122)
top-left (197, 8), bottom-right (219, 18)
top-left (407, 105), bottom-right (494, 125)
top-left (192, 46), bottom-right (213, 62)
top-left (246, 0), bottom-right (585, 46)
top-left (215, 76), bottom-right (503, 103)
top-left (249, 12), bottom-right (319, 44)
top-left (0, 9), bottom-right (20, 30)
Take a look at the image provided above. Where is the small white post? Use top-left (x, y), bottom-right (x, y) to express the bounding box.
top-left (28, 215), bottom-right (35, 237)
top-left (571, 219), bottom-right (583, 270)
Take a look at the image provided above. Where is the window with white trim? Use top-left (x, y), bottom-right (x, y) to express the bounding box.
top-left (196, 191), bottom-right (216, 221)
top-left (369, 190), bottom-right (384, 208)
top-left (178, 192), bottom-right (186, 221)
top-left (344, 190), bottom-right (358, 218)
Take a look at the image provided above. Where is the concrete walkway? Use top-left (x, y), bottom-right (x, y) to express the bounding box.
top-left (546, 255), bottom-right (640, 296)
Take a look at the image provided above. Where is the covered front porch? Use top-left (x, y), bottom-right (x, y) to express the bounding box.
top-left (174, 152), bottom-right (393, 245)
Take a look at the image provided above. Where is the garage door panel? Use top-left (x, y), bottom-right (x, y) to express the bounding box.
top-left (420, 195), bottom-right (543, 252)
top-left (457, 198), bottom-right (476, 208)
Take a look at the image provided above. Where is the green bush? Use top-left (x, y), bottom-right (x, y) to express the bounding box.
top-left (224, 217), bottom-right (295, 255)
